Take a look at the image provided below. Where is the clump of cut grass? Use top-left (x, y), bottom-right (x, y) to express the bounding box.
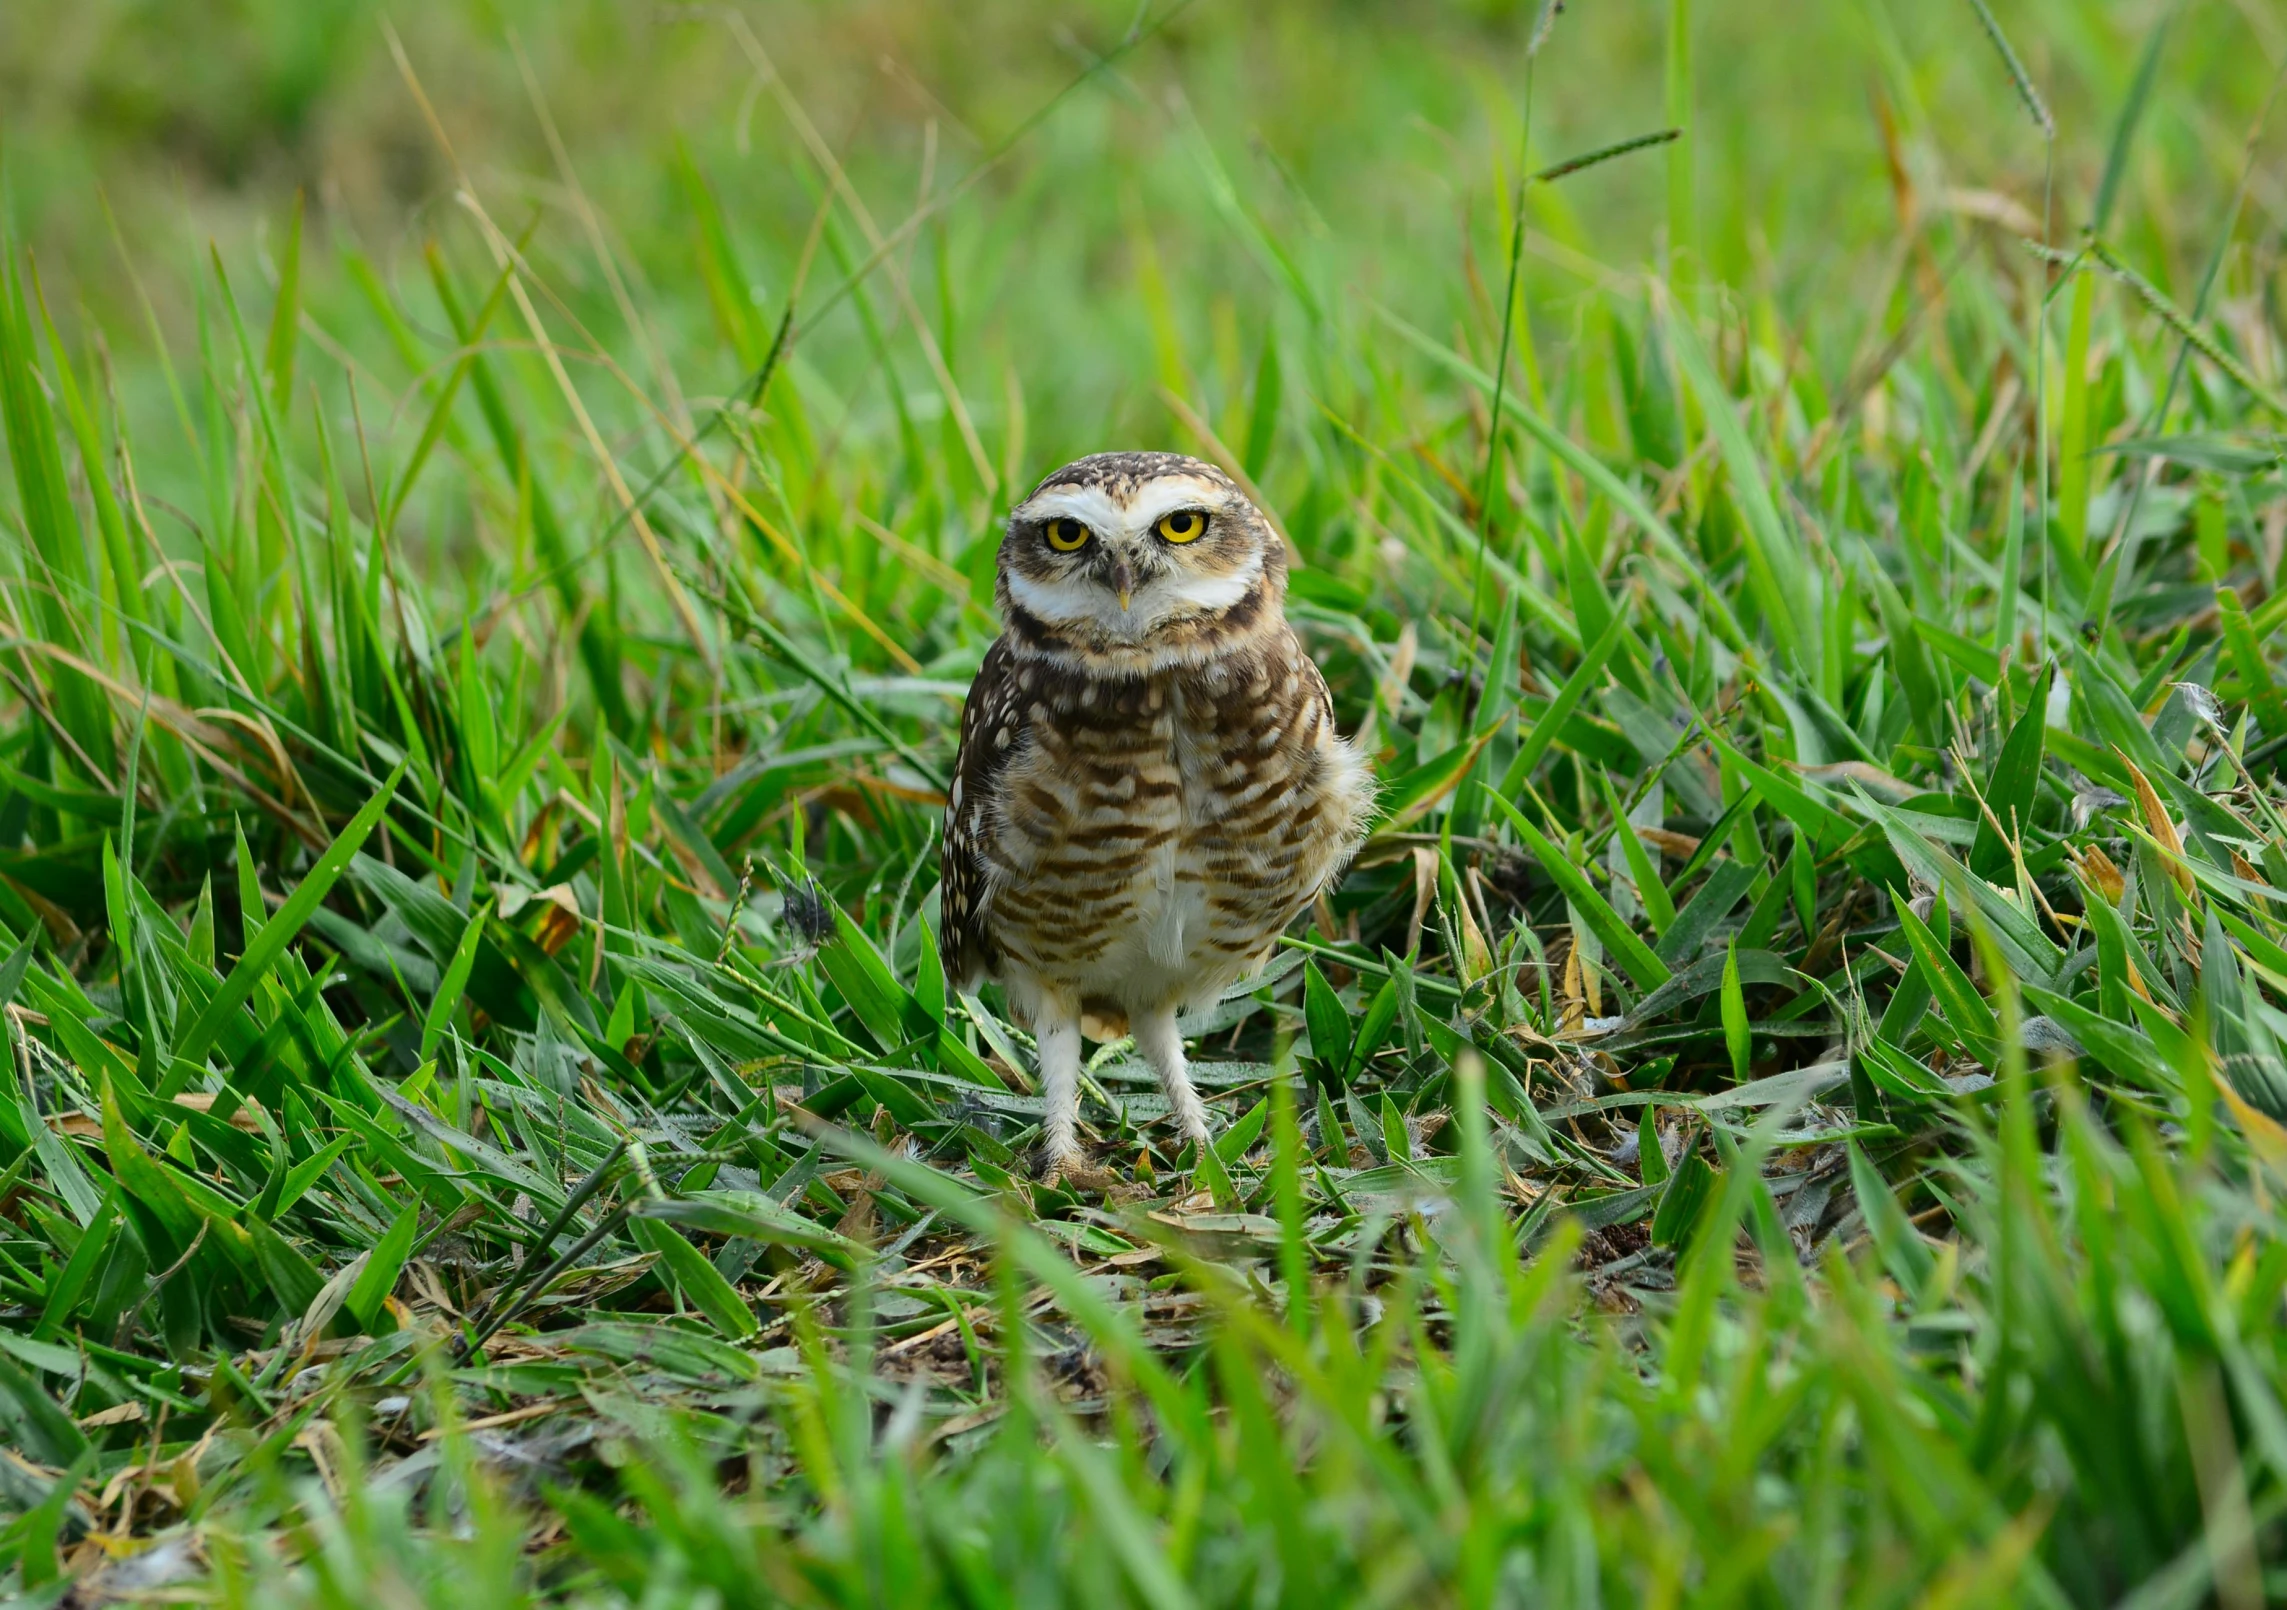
top-left (2, 1), bottom-right (2286, 1605)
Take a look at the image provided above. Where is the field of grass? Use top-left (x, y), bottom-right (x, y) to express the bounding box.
top-left (2, 0), bottom-right (2286, 1602)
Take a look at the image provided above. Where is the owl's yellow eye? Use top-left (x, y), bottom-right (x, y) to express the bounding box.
top-left (1156, 509), bottom-right (1207, 543)
top-left (1044, 517), bottom-right (1091, 552)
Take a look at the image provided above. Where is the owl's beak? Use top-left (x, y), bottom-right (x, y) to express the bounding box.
top-left (1111, 557), bottom-right (1135, 613)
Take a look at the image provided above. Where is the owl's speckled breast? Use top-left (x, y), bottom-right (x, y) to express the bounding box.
top-left (976, 628), bottom-right (1370, 1029)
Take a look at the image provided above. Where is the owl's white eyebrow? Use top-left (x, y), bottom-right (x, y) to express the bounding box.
top-left (1015, 486), bottom-right (1127, 534)
top-left (1119, 478), bottom-right (1230, 532)
top-left (1016, 477), bottom-right (1230, 537)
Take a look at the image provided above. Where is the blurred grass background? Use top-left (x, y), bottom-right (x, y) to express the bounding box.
top-left (5, 0), bottom-right (2278, 512)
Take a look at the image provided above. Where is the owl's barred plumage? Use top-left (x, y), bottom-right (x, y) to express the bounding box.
top-left (942, 451), bottom-right (1373, 1178)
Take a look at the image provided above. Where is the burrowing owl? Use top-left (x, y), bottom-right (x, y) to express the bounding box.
top-left (940, 451), bottom-right (1373, 1180)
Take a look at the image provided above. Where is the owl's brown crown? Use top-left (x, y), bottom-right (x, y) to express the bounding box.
top-left (994, 451), bottom-right (1285, 674)
top-left (1019, 450), bottom-right (1230, 500)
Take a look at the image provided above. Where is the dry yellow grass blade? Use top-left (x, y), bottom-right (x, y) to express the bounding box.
top-left (2118, 751), bottom-right (2196, 898)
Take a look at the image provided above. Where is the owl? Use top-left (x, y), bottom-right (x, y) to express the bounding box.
top-left (940, 451), bottom-right (1374, 1181)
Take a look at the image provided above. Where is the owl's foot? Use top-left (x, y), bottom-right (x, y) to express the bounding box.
top-left (1134, 1008), bottom-right (1215, 1161)
top-left (1160, 1116), bottom-right (1213, 1160)
top-left (1039, 1149), bottom-right (1119, 1193)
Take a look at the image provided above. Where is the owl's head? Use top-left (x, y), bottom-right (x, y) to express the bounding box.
top-left (996, 451), bottom-right (1284, 666)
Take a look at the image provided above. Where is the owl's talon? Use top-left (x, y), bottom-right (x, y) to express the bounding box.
top-left (1039, 1152), bottom-right (1117, 1193)
top-left (1165, 1116), bottom-right (1214, 1154)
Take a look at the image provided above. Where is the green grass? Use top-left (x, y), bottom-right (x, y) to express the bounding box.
top-left (2, 0), bottom-right (2287, 1603)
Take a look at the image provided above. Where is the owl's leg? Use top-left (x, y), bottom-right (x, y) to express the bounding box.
top-left (1034, 1007), bottom-right (1088, 1179)
top-left (1133, 1007), bottom-right (1213, 1154)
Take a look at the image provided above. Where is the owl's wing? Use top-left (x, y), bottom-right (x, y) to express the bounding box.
top-left (939, 634), bottom-right (1023, 995)
top-left (1300, 646), bottom-right (1338, 726)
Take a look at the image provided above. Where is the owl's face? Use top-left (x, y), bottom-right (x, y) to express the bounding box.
top-left (997, 452), bottom-right (1279, 655)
